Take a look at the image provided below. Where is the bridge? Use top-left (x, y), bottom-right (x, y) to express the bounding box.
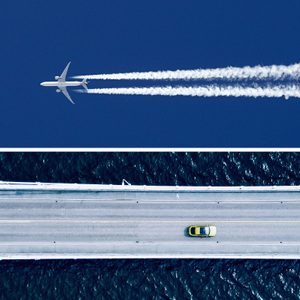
top-left (0, 182), bottom-right (299, 259)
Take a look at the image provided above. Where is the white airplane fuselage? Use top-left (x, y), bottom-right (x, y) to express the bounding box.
top-left (41, 62), bottom-right (88, 104)
top-left (40, 81), bottom-right (83, 88)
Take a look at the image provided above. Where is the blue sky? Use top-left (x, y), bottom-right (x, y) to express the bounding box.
top-left (2, 0), bottom-right (300, 147)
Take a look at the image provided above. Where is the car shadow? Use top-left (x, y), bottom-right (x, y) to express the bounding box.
top-left (183, 227), bottom-right (190, 237)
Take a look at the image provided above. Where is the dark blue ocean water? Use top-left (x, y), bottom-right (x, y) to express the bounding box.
top-left (0, 152), bottom-right (300, 299)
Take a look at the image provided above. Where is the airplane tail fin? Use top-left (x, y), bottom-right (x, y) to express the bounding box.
top-left (81, 78), bottom-right (88, 91)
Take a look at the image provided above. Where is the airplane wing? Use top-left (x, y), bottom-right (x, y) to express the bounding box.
top-left (59, 87), bottom-right (75, 104)
top-left (59, 62), bottom-right (71, 82)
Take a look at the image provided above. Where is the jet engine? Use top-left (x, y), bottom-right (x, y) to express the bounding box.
top-left (56, 89), bottom-right (60, 93)
top-left (55, 76), bottom-right (60, 80)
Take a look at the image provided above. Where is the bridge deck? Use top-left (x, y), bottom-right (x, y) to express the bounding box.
top-left (0, 182), bottom-right (299, 259)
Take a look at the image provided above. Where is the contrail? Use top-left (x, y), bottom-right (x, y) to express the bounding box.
top-left (74, 63), bottom-right (300, 81)
top-left (84, 85), bottom-right (300, 99)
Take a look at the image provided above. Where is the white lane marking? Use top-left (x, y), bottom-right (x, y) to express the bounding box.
top-left (1, 197), bottom-right (300, 203)
top-left (0, 219), bottom-right (300, 224)
top-left (0, 240), bottom-right (298, 244)
top-left (0, 241), bottom-right (299, 246)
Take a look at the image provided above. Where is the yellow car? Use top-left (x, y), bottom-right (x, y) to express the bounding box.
top-left (188, 225), bottom-right (217, 237)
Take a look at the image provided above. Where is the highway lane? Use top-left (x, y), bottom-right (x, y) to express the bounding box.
top-left (0, 201), bottom-right (299, 220)
top-left (0, 182), bottom-right (300, 259)
top-left (0, 222), bottom-right (299, 243)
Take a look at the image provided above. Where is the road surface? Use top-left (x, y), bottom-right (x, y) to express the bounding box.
top-left (0, 182), bottom-right (300, 259)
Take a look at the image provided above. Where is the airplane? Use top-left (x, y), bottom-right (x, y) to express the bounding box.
top-left (40, 62), bottom-right (88, 104)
